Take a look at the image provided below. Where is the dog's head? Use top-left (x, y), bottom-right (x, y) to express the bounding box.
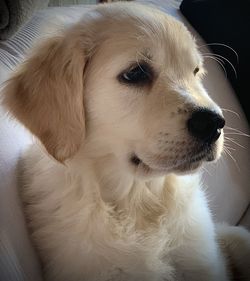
top-left (3, 3), bottom-right (225, 177)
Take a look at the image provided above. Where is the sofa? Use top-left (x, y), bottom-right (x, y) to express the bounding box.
top-left (0, 1), bottom-right (249, 280)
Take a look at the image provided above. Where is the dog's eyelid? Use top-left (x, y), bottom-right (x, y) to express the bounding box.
top-left (127, 61), bottom-right (152, 72)
top-left (118, 61), bottom-right (154, 86)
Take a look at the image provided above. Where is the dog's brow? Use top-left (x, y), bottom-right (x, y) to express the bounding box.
top-left (143, 52), bottom-right (152, 60)
top-left (137, 50), bottom-right (153, 62)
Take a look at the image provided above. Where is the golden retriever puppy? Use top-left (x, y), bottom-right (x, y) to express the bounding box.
top-left (2, 2), bottom-right (250, 281)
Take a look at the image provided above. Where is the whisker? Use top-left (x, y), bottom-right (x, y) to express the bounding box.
top-left (221, 108), bottom-right (240, 119)
top-left (217, 152), bottom-right (226, 170)
top-left (224, 139), bottom-right (236, 148)
top-left (211, 53), bottom-right (237, 78)
top-left (202, 53), bottom-right (225, 64)
top-left (224, 136), bottom-right (245, 149)
top-left (202, 55), bottom-right (227, 77)
top-left (202, 166), bottom-right (212, 177)
top-left (224, 126), bottom-right (250, 137)
top-left (198, 42), bottom-right (239, 63)
top-left (223, 142), bottom-right (236, 151)
top-left (202, 51), bottom-right (237, 78)
top-left (224, 132), bottom-right (250, 138)
top-left (225, 125), bottom-right (249, 132)
top-left (223, 146), bottom-right (240, 171)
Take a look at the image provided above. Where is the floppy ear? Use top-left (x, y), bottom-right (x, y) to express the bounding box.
top-left (3, 32), bottom-right (87, 162)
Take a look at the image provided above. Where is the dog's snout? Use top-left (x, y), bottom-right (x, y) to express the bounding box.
top-left (187, 108), bottom-right (225, 144)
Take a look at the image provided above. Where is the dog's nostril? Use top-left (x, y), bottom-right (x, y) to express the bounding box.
top-left (187, 108), bottom-right (225, 144)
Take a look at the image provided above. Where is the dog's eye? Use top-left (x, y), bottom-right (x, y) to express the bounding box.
top-left (193, 67), bottom-right (199, 75)
top-left (119, 63), bottom-right (153, 85)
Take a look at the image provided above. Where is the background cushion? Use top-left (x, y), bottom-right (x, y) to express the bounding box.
top-left (0, 0), bottom-right (49, 40)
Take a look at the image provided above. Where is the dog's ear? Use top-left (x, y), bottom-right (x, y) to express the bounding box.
top-left (3, 32), bottom-right (87, 162)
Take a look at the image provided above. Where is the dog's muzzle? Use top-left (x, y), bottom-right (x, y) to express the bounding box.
top-left (187, 108), bottom-right (225, 144)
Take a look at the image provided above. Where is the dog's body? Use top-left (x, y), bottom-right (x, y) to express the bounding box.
top-left (22, 146), bottom-right (227, 281)
top-left (2, 2), bottom-right (250, 281)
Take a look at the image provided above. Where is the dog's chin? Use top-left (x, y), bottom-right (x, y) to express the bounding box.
top-left (132, 156), bottom-right (203, 177)
top-left (131, 144), bottom-right (221, 177)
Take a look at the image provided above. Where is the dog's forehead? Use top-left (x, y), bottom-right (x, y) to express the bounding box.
top-left (83, 3), bottom-right (201, 78)
top-left (90, 3), bottom-right (197, 60)
top-left (94, 3), bottom-right (192, 42)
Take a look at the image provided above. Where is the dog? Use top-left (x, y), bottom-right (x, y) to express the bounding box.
top-left (2, 2), bottom-right (250, 281)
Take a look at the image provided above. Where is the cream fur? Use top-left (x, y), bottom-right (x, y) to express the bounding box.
top-left (2, 2), bottom-right (250, 281)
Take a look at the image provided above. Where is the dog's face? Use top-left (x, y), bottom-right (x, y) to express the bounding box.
top-left (83, 4), bottom-right (225, 177)
top-left (3, 3), bottom-right (225, 177)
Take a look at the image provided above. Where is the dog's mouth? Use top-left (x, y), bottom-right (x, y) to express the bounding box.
top-left (130, 143), bottom-right (216, 175)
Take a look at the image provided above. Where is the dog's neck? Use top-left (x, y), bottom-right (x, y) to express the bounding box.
top-left (71, 148), bottom-right (166, 204)
top-left (69, 148), bottom-right (199, 230)
top-left (96, 155), bottom-right (166, 204)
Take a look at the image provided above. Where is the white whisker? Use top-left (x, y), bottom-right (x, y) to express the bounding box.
top-left (202, 53), bottom-right (225, 64)
top-left (224, 126), bottom-right (250, 137)
top-left (223, 142), bottom-right (236, 151)
top-left (224, 132), bottom-right (250, 138)
top-left (221, 108), bottom-right (240, 119)
top-left (198, 42), bottom-right (239, 63)
top-left (223, 146), bottom-right (240, 171)
top-left (202, 55), bottom-right (227, 77)
top-left (224, 136), bottom-right (245, 149)
top-left (211, 53), bottom-right (237, 78)
top-left (202, 166), bottom-right (212, 177)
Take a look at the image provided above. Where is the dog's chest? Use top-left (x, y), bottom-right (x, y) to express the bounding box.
top-left (30, 186), bottom-right (184, 280)
top-left (60, 203), bottom-right (176, 281)
top-left (35, 196), bottom-right (178, 281)
top-left (24, 154), bottom-right (198, 281)
top-left (57, 188), bottom-right (189, 279)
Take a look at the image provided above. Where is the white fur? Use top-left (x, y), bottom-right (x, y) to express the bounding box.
top-left (22, 147), bottom-right (229, 281)
top-left (3, 2), bottom-right (250, 281)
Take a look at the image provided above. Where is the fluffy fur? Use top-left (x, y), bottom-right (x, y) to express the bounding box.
top-left (2, 2), bottom-right (250, 281)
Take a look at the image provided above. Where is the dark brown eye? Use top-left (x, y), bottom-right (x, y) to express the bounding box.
top-left (193, 67), bottom-right (199, 75)
top-left (118, 63), bottom-right (153, 86)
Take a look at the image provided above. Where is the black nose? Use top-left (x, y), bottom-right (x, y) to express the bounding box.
top-left (187, 108), bottom-right (225, 144)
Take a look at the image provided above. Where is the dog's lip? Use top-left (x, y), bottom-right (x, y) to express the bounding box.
top-left (131, 154), bottom-right (168, 172)
top-left (131, 146), bottom-right (215, 173)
